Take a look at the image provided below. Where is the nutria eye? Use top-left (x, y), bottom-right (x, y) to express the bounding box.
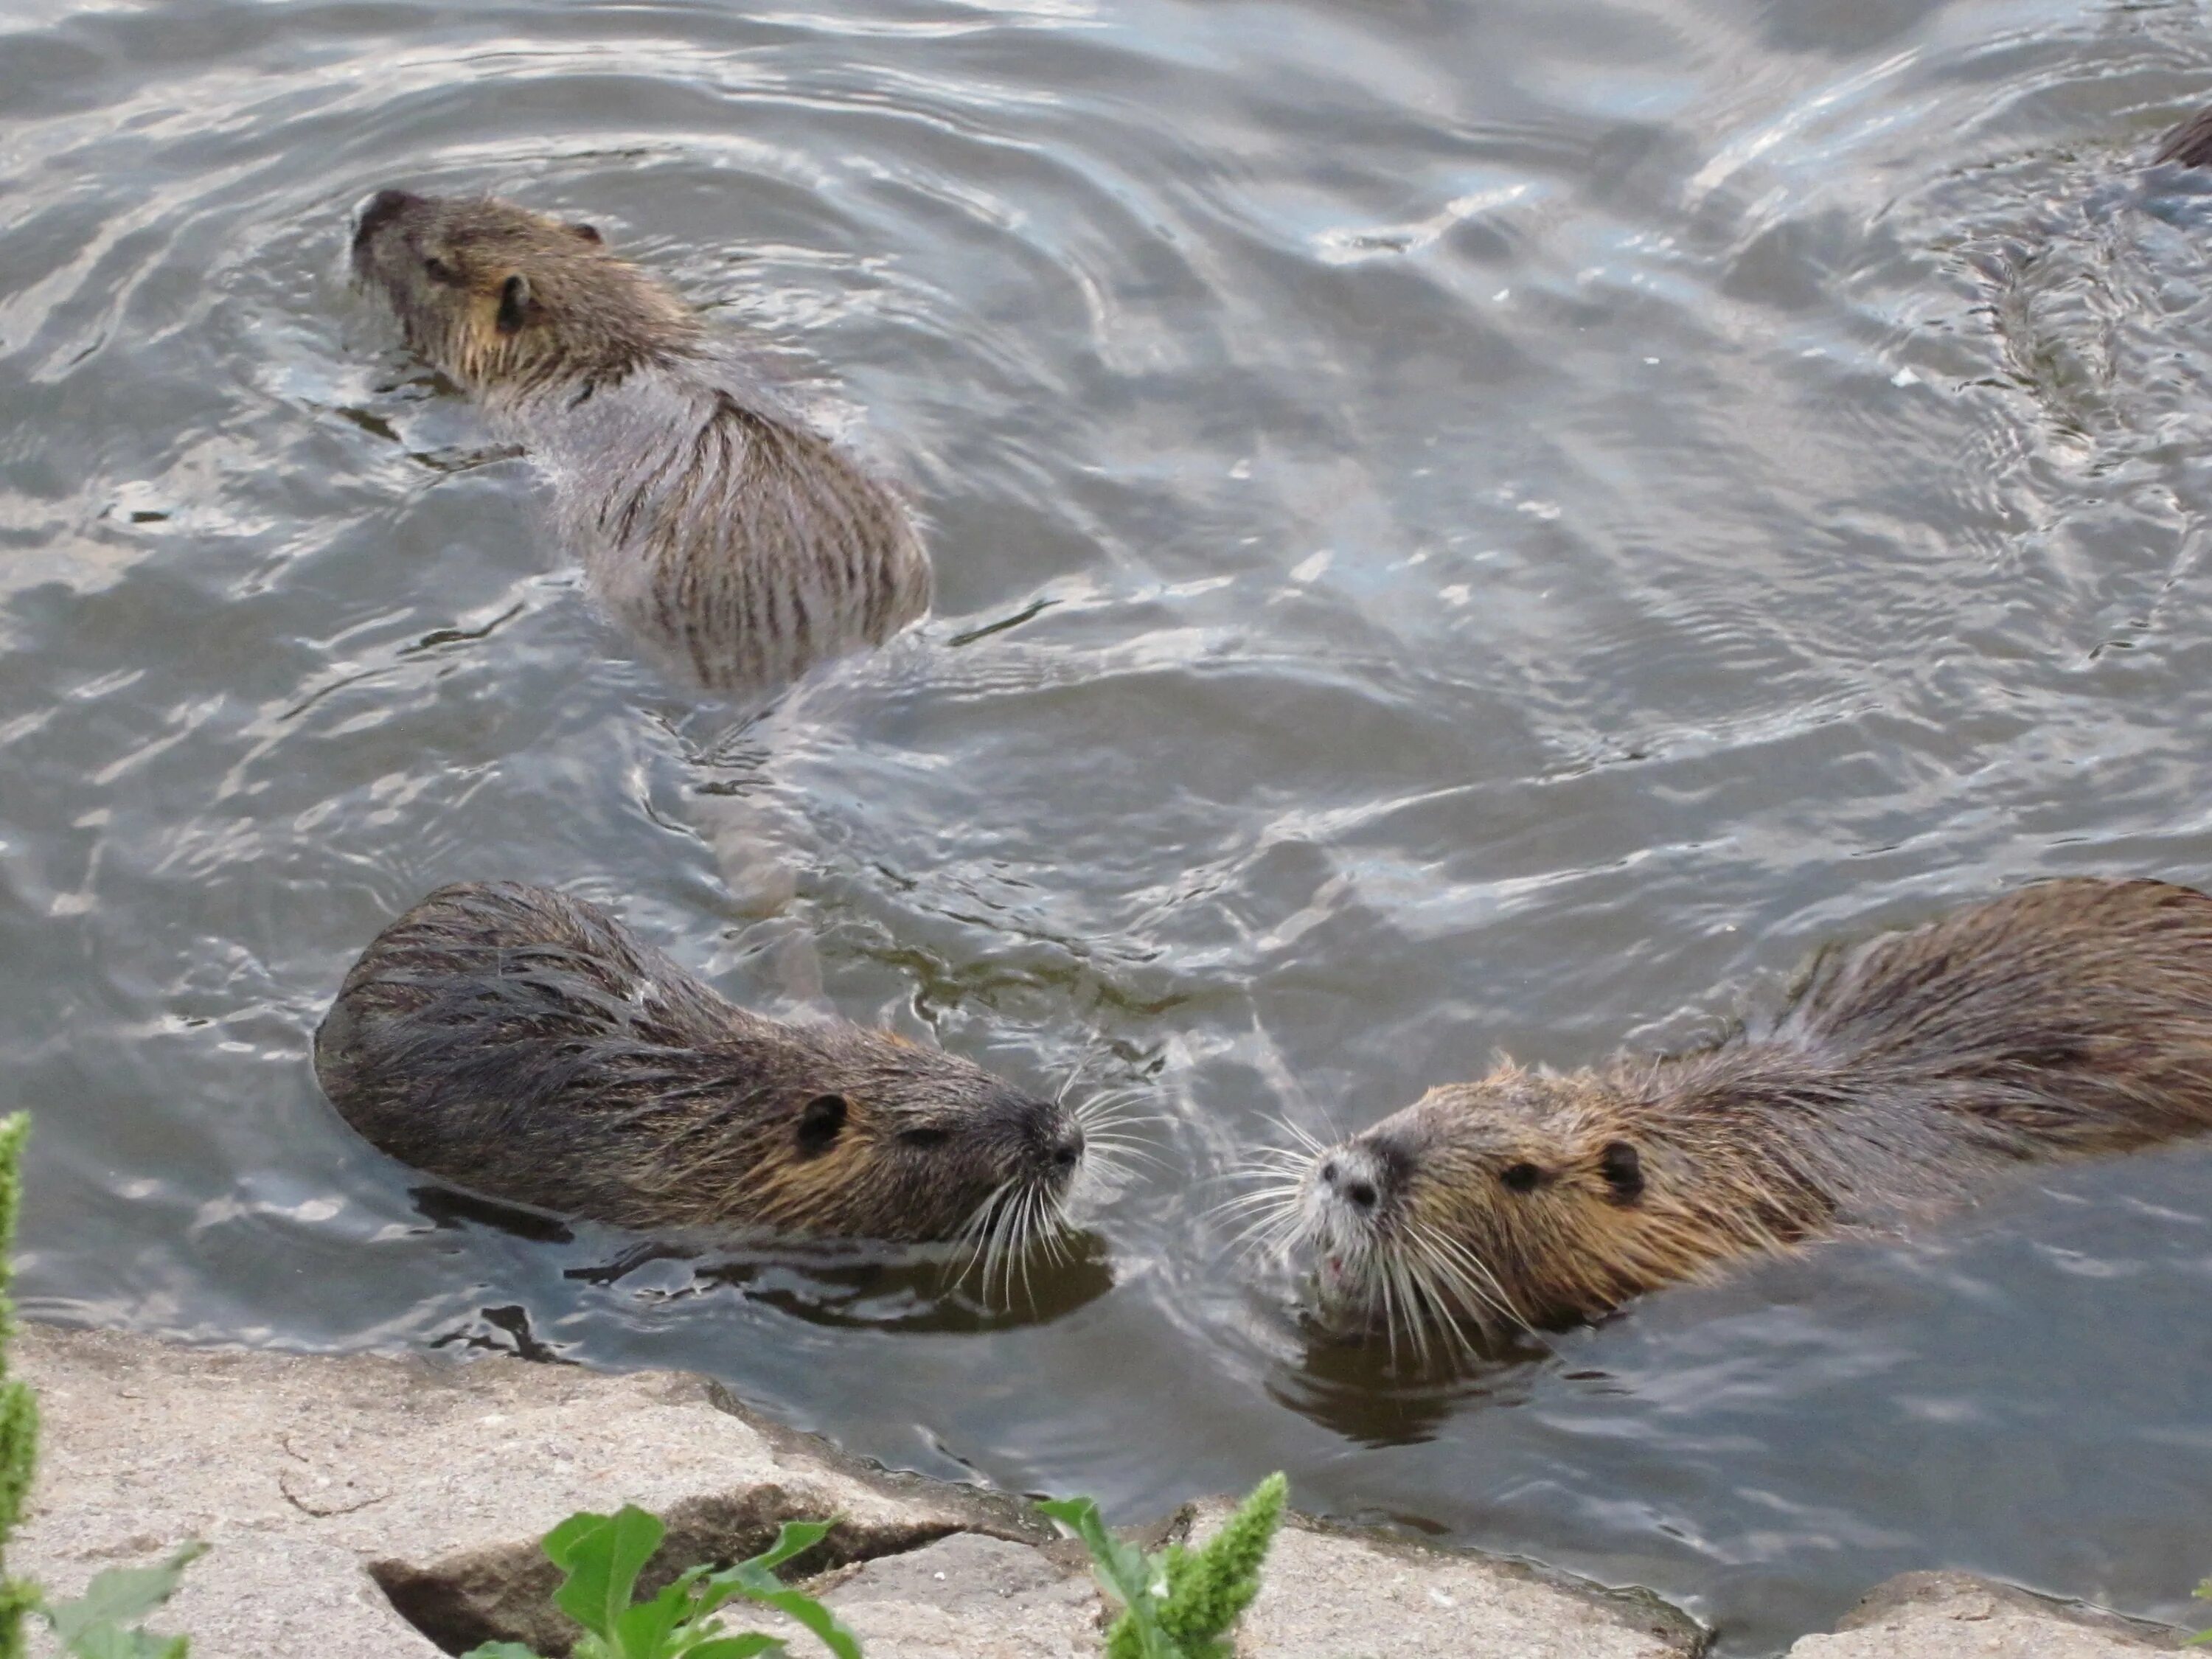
top-left (1598, 1140), bottom-right (1644, 1205)
top-left (496, 272), bottom-right (532, 334)
top-left (899, 1126), bottom-right (950, 1150)
top-left (422, 255), bottom-right (459, 285)
top-left (1499, 1161), bottom-right (1544, 1194)
top-left (796, 1093), bottom-right (847, 1155)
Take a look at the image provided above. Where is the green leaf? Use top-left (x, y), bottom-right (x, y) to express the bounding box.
top-left (57, 1628), bottom-right (189, 1659)
top-left (721, 1568), bottom-right (860, 1659)
top-left (461, 1645), bottom-right (545, 1659)
top-left (611, 1581), bottom-right (692, 1659)
top-left (680, 1637), bottom-right (785, 1659)
top-left (1035, 1498), bottom-right (1155, 1614)
top-left (1038, 1497), bottom-right (1173, 1659)
top-left (745, 1522), bottom-right (832, 1576)
top-left (546, 1507), bottom-right (665, 1644)
top-left (44, 1541), bottom-right (209, 1650)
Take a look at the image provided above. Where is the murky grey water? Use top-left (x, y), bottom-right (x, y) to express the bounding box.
top-left (10, 0), bottom-right (2212, 1651)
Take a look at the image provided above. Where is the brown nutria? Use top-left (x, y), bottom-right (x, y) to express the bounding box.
top-left (313, 881), bottom-right (1085, 1247)
top-left (349, 189), bottom-right (931, 695)
top-left (2157, 107), bottom-right (2212, 169)
top-left (1259, 877), bottom-right (2212, 1352)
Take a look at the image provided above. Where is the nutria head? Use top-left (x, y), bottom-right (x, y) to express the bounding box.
top-left (350, 188), bottom-right (700, 398)
top-left (1266, 1064), bottom-right (1702, 1355)
top-left (634, 1018), bottom-right (1091, 1252)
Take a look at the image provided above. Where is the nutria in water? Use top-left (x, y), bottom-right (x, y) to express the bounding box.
top-left (314, 881), bottom-right (1084, 1250)
top-left (350, 189), bottom-right (931, 694)
top-left (1259, 877), bottom-right (2212, 1352)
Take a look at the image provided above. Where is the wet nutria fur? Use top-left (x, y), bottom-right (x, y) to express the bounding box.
top-left (349, 189), bottom-right (931, 694)
top-left (2158, 107), bottom-right (2212, 169)
top-left (314, 881), bottom-right (1084, 1241)
top-left (1273, 877), bottom-right (2212, 1349)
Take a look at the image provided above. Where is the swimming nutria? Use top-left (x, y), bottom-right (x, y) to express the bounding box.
top-left (313, 881), bottom-right (1085, 1246)
top-left (349, 189), bottom-right (931, 694)
top-left (1263, 877), bottom-right (2212, 1351)
top-left (2157, 107), bottom-right (2212, 169)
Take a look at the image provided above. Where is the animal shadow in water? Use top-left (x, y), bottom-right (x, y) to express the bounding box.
top-left (632, 1232), bottom-right (1117, 1335)
top-left (1264, 1313), bottom-right (1552, 1448)
top-left (408, 1184), bottom-right (1113, 1334)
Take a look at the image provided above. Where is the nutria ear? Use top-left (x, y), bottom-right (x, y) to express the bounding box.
top-left (495, 272), bottom-right (532, 334)
top-left (796, 1093), bottom-right (849, 1156)
top-left (566, 222), bottom-right (602, 243)
top-left (1598, 1140), bottom-right (1644, 1205)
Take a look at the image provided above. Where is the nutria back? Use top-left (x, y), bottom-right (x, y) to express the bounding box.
top-left (314, 881), bottom-right (1082, 1242)
top-left (349, 189), bottom-right (931, 694)
top-left (1277, 877), bottom-right (2212, 1345)
top-left (2157, 106), bottom-right (2212, 170)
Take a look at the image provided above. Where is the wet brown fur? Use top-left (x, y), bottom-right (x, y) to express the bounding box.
top-left (2157, 106), bottom-right (2212, 170)
top-left (314, 882), bottom-right (1082, 1240)
top-left (349, 190), bottom-right (931, 692)
top-left (1293, 879), bottom-right (2212, 1338)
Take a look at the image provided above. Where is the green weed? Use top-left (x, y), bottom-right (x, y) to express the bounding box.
top-left (462, 1504), bottom-right (861, 1659)
top-left (37, 1543), bottom-right (206, 1659)
top-left (0, 1114), bottom-right (203, 1658)
top-left (1038, 1472), bottom-right (1287, 1659)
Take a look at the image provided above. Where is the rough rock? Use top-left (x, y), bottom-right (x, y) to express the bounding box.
top-left (15, 1321), bottom-right (1714, 1658)
top-left (1787, 1570), bottom-right (2187, 1657)
top-left (815, 1532), bottom-right (1101, 1658)
top-left (1179, 1497), bottom-right (1705, 1659)
top-left (14, 1322), bottom-right (1047, 1658)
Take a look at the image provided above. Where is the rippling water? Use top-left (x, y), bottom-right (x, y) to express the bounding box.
top-left (10, 0), bottom-right (2212, 1652)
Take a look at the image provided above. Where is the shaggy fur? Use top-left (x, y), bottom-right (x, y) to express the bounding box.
top-left (314, 882), bottom-right (1082, 1239)
top-left (2157, 106), bottom-right (2212, 169)
top-left (1288, 878), bottom-right (2212, 1340)
top-left (350, 189), bottom-right (931, 693)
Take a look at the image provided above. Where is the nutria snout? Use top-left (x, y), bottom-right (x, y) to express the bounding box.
top-left (313, 880), bottom-right (1083, 1249)
top-left (1260, 877), bottom-right (2212, 1352)
top-left (348, 189), bottom-right (931, 695)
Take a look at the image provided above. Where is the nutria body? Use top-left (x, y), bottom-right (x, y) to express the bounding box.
top-left (314, 882), bottom-right (1082, 1242)
top-left (1277, 878), bottom-right (2212, 1348)
top-left (350, 189), bottom-right (931, 694)
top-left (2158, 108), bottom-right (2212, 169)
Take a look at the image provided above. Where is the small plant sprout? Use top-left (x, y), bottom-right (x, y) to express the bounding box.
top-left (1038, 1472), bottom-right (1288, 1659)
top-left (462, 1503), bottom-right (862, 1659)
top-left (38, 1543), bottom-right (206, 1659)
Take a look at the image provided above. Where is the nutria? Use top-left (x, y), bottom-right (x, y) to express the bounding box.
top-left (313, 881), bottom-right (1085, 1247)
top-left (1260, 877), bottom-right (2212, 1352)
top-left (2157, 107), bottom-right (2212, 169)
top-left (349, 189), bottom-right (931, 694)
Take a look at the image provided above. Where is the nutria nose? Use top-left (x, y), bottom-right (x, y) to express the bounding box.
top-left (1048, 1124), bottom-right (1085, 1174)
top-left (1320, 1150), bottom-right (1381, 1211)
top-left (354, 187), bottom-right (420, 246)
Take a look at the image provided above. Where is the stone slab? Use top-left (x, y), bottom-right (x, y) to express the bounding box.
top-left (14, 1321), bottom-right (1046, 1658)
top-left (1178, 1497), bottom-right (1706, 1659)
top-left (1788, 1570), bottom-right (2188, 1658)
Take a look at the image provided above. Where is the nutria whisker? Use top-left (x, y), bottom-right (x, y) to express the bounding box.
top-left (1056, 1041), bottom-right (1106, 1108)
top-left (1405, 1220), bottom-right (1527, 1338)
top-left (1398, 1234), bottom-right (1489, 1366)
top-left (1285, 877), bottom-right (2212, 1343)
top-left (1213, 1178), bottom-right (1311, 1259)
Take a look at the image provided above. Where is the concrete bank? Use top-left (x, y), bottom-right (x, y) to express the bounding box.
top-left (11, 1324), bottom-right (2185, 1657)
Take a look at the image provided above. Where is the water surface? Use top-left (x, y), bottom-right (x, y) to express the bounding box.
top-left (8, 1), bottom-right (2212, 1653)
